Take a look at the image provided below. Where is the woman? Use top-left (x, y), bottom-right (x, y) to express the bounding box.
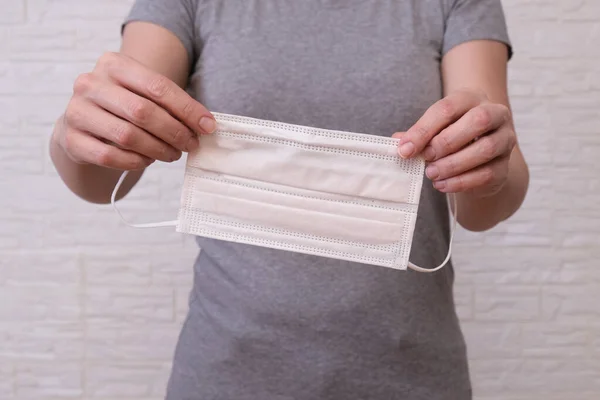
top-left (50, 0), bottom-right (529, 399)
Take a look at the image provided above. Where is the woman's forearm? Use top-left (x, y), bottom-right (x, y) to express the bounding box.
top-left (453, 146), bottom-right (529, 232)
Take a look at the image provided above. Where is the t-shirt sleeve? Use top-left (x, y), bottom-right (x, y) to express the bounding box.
top-left (122, 0), bottom-right (198, 66)
top-left (442, 0), bottom-right (513, 59)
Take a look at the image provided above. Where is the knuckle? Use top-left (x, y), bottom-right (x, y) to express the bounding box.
top-left (437, 134), bottom-right (453, 153)
top-left (437, 99), bottom-right (456, 120)
top-left (114, 123), bottom-right (136, 147)
top-left (474, 107), bottom-right (492, 130)
top-left (95, 146), bottom-right (114, 167)
top-left (497, 103), bottom-right (511, 117)
top-left (172, 128), bottom-right (191, 147)
top-left (444, 156), bottom-right (458, 176)
top-left (147, 76), bottom-right (171, 98)
top-left (64, 99), bottom-right (83, 127)
top-left (158, 145), bottom-right (172, 161)
top-left (180, 100), bottom-right (196, 120)
top-left (480, 136), bottom-right (498, 160)
top-left (61, 129), bottom-right (76, 153)
top-left (129, 156), bottom-right (148, 170)
top-left (481, 167), bottom-right (495, 184)
top-left (127, 101), bottom-right (150, 125)
top-left (454, 175), bottom-right (465, 192)
top-left (413, 124), bottom-right (429, 139)
top-left (97, 51), bottom-right (122, 72)
top-left (72, 73), bottom-right (94, 96)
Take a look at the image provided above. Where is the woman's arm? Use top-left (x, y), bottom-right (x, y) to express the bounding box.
top-left (441, 40), bottom-right (529, 231)
top-left (394, 40), bottom-right (529, 232)
top-left (50, 22), bottom-right (213, 204)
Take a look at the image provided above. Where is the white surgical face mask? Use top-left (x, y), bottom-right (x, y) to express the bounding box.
top-left (111, 113), bottom-right (456, 273)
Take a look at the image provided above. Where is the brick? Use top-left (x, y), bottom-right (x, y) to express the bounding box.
top-left (0, 286), bottom-right (80, 322)
top-left (475, 286), bottom-right (540, 321)
top-left (0, 62), bottom-right (92, 95)
top-left (511, 21), bottom-right (600, 59)
top-left (482, 209), bottom-right (554, 247)
top-left (0, 251), bottom-right (80, 287)
top-left (150, 247), bottom-right (197, 288)
top-left (509, 97), bottom-right (553, 131)
top-left (554, 213), bottom-right (600, 248)
top-left (27, 0), bottom-right (134, 23)
top-left (85, 362), bottom-right (170, 398)
top-left (521, 322), bottom-right (590, 358)
top-left (471, 358), bottom-right (600, 396)
top-left (13, 95), bottom-right (70, 126)
top-left (15, 362), bottom-right (82, 398)
top-left (553, 136), bottom-right (600, 168)
top-left (27, 208), bottom-right (184, 249)
top-left (462, 322), bottom-right (521, 359)
top-left (84, 252), bottom-right (152, 287)
top-left (453, 246), bottom-right (559, 285)
top-left (0, 96), bottom-right (20, 131)
top-left (551, 96), bottom-right (600, 135)
top-left (479, 395), bottom-right (600, 400)
top-left (513, 359), bottom-right (600, 393)
top-left (85, 321), bottom-right (179, 361)
top-left (0, 26), bottom-right (78, 62)
top-left (0, 363), bottom-right (13, 398)
top-left (0, 322), bottom-right (83, 361)
top-left (0, 175), bottom-right (87, 215)
top-left (542, 285), bottom-right (600, 322)
top-left (590, 323), bottom-right (600, 357)
top-left (0, 135), bottom-right (45, 174)
top-left (547, 249), bottom-right (600, 284)
top-left (0, 0), bottom-right (25, 24)
top-left (470, 359), bottom-right (522, 396)
top-left (85, 287), bottom-right (174, 323)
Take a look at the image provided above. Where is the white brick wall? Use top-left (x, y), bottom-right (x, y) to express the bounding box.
top-left (0, 0), bottom-right (598, 399)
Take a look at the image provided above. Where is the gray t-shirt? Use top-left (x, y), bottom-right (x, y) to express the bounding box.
top-left (124, 1), bottom-right (511, 399)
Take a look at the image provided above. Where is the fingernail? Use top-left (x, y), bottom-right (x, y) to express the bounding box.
top-left (422, 146), bottom-right (436, 161)
top-left (433, 180), bottom-right (446, 190)
top-left (186, 137), bottom-right (199, 152)
top-left (426, 165), bottom-right (439, 180)
top-left (199, 117), bottom-right (216, 134)
top-left (399, 142), bottom-right (415, 158)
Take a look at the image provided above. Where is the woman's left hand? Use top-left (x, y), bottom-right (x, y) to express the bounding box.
top-left (393, 89), bottom-right (517, 198)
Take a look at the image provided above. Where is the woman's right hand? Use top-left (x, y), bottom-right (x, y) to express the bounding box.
top-left (54, 51), bottom-right (216, 171)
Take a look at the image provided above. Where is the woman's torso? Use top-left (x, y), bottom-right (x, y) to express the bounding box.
top-left (169, 1), bottom-right (470, 398)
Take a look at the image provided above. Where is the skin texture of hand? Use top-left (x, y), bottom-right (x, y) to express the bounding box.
top-left (54, 51), bottom-right (216, 171)
top-left (393, 89), bottom-right (517, 199)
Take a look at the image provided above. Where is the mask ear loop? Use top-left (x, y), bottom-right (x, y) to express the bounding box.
top-left (111, 168), bottom-right (457, 272)
top-left (407, 192), bottom-right (457, 273)
top-left (111, 170), bottom-right (178, 228)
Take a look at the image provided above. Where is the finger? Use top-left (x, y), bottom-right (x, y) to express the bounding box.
top-left (425, 129), bottom-right (513, 181)
top-left (74, 73), bottom-right (199, 152)
top-left (65, 97), bottom-right (182, 163)
top-left (396, 90), bottom-right (484, 158)
top-left (432, 156), bottom-right (508, 195)
top-left (62, 127), bottom-right (154, 170)
top-left (422, 103), bottom-right (511, 162)
top-left (95, 52), bottom-right (216, 135)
